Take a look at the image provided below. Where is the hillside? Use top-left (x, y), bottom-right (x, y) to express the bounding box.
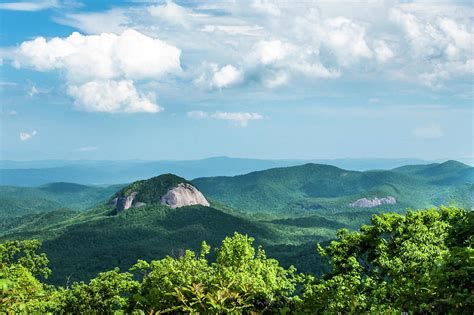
top-left (0, 183), bottom-right (124, 218)
top-left (393, 160), bottom-right (473, 185)
top-left (193, 162), bottom-right (473, 213)
top-left (1, 161), bottom-right (472, 286)
top-left (0, 173), bottom-right (364, 285)
top-left (1, 200), bottom-right (351, 285)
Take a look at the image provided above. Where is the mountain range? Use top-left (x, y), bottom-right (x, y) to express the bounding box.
top-left (3, 157), bottom-right (470, 186)
top-left (0, 160), bottom-right (472, 285)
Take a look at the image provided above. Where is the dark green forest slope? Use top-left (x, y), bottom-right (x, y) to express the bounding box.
top-left (1, 207), bottom-right (472, 313)
top-left (1, 201), bottom-right (347, 284)
top-left (0, 182), bottom-right (124, 218)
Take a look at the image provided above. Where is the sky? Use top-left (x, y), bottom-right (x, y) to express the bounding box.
top-left (0, 0), bottom-right (473, 161)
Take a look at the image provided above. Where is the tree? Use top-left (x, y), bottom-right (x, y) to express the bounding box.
top-left (0, 240), bottom-right (59, 313)
top-left (302, 206), bottom-right (473, 313)
top-left (59, 268), bottom-right (139, 313)
top-left (131, 233), bottom-right (302, 313)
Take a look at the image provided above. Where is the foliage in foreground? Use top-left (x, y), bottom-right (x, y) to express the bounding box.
top-left (1, 207), bottom-right (472, 314)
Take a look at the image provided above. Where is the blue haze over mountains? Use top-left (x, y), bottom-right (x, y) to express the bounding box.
top-left (1, 157), bottom-right (472, 186)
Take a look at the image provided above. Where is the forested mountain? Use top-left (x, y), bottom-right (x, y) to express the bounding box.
top-left (1, 161), bottom-right (472, 287)
top-left (193, 161), bottom-right (473, 213)
top-left (0, 183), bottom-right (123, 218)
top-left (2, 207), bottom-right (472, 313)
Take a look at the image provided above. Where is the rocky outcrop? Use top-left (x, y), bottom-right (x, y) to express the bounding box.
top-left (114, 192), bottom-right (138, 213)
top-left (350, 196), bottom-right (396, 208)
top-left (161, 183), bottom-right (210, 209)
top-left (113, 182), bottom-right (209, 214)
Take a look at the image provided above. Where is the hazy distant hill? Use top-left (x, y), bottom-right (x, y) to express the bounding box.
top-left (0, 157), bottom-right (443, 186)
top-left (0, 183), bottom-right (123, 218)
top-left (393, 160), bottom-right (474, 185)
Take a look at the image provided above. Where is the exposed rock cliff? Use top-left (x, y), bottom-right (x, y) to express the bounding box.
top-left (113, 192), bottom-right (137, 213)
top-left (161, 183), bottom-right (210, 208)
top-left (349, 196), bottom-right (396, 208)
top-left (112, 174), bottom-right (209, 214)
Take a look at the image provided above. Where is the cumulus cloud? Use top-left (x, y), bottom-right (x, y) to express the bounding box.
top-left (390, 5), bottom-right (473, 87)
top-left (255, 40), bottom-right (294, 65)
top-left (148, 0), bottom-right (191, 27)
top-left (15, 29), bottom-right (181, 81)
top-left (211, 65), bottom-right (244, 89)
top-left (68, 80), bottom-right (161, 113)
top-left (252, 0), bottom-right (281, 17)
top-left (374, 40), bottom-right (394, 63)
top-left (412, 123), bottom-right (444, 139)
top-left (5, 0), bottom-right (473, 98)
top-left (13, 29), bottom-right (181, 113)
top-left (316, 16), bottom-right (372, 66)
top-left (187, 110), bottom-right (263, 127)
top-left (20, 130), bottom-right (37, 141)
top-left (0, 0), bottom-right (59, 11)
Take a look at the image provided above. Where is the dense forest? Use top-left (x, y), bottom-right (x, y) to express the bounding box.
top-left (1, 206), bottom-right (472, 313)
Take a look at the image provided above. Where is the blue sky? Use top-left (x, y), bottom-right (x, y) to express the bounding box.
top-left (0, 0), bottom-right (473, 161)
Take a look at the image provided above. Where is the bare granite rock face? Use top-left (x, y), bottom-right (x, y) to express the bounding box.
top-left (349, 196), bottom-right (396, 208)
top-left (114, 192), bottom-right (137, 213)
top-left (161, 183), bottom-right (210, 209)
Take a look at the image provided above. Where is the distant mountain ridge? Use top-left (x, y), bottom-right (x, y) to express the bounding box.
top-left (3, 157), bottom-right (470, 186)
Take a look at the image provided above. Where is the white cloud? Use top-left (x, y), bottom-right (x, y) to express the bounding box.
top-left (412, 123), bottom-right (444, 139)
top-left (390, 6), bottom-right (473, 87)
top-left (200, 25), bottom-right (263, 36)
top-left (317, 16), bottom-right (372, 66)
top-left (54, 9), bottom-right (129, 34)
top-left (20, 130), bottom-right (37, 141)
top-left (291, 61), bottom-right (340, 79)
top-left (68, 80), bottom-right (161, 113)
top-left (187, 110), bottom-right (208, 119)
top-left (148, 0), bottom-right (191, 27)
top-left (27, 86), bottom-right (39, 97)
top-left (14, 29), bottom-right (180, 113)
top-left (5, 0), bottom-right (473, 96)
top-left (374, 40), bottom-right (394, 63)
top-left (16, 29), bottom-right (181, 81)
top-left (211, 65), bottom-right (243, 89)
top-left (187, 110), bottom-right (263, 127)
top-left (212, 112), bottom-right (263, 127)
top-left (255, 40), bottom-right (294, 65)
top-left (368, 97), bottom-right (379, 103)
top-left (0, 0), bottom-right (59, 11)
top-left (76, 146), bottom-right (99, 152)
top-left (264, 71), bottom-right (288, 88)
top-left (252, 0), bottom-right (281, 17)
